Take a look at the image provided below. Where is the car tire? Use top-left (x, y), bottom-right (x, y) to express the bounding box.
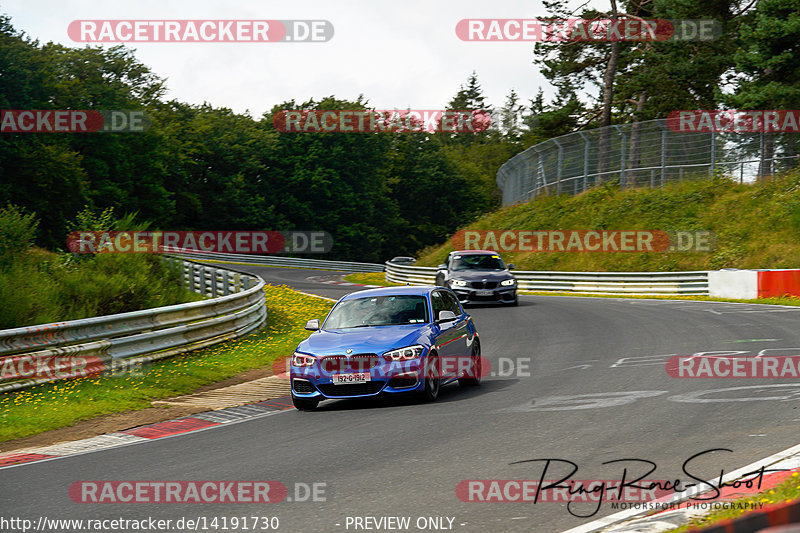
top-left (510, 296), bottom-right (519, 306)
top-left (420, 354), bottom-right (441, 402)
top-left (292, 395), bottom-right (319, 411)
top-left (459, 341), bottom-right (482, 387)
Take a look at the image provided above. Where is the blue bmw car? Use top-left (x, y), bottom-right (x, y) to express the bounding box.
top-left (290, 286), bottom-right (482, 410)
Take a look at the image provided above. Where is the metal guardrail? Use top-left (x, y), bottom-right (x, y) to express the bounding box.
top-left (497, 118), bottom-right (799, 206)
top-left (0, 258), bottom-right (266, 393)
top-left (385, 261), bottom-right (709, 295)
top-left (169, 249), bottom-right (385, 273)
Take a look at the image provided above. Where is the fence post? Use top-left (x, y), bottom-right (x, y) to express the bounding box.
top-left (578, 131), bottom-right (589, 192)
top-left (614, 125), bottom-right (627, 188)
top-left (759, 131), bottom-right (766, 179)
top-left (531, 146), bottom-right (542, 196)
top-left (660, 126), bottom-right (667, 186)
top-left (710, 130), bottom-right (716, 175)
top-left (554, 138), bottom-right (563, 195)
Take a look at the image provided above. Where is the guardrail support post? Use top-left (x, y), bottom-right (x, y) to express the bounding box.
top-left (193, 264), bottom-right (201, 293)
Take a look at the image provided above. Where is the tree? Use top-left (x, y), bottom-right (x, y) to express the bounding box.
top-left (725, 0), bottom-right (800, 174)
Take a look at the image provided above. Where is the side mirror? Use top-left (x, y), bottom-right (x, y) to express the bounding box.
top-left (507, 263), bottom-right (515, 270)
top-left (437, 264), bottom-right (448, 270)
top-left (436, 310), bottom-right (457, 323)
top-left (304, 319), bottom-right (320, 331)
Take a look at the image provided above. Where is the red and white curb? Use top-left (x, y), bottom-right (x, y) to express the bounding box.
top-left (561, 444), bottom-right (800, 533)
top-left (0, 397), bottom-right (294, 470)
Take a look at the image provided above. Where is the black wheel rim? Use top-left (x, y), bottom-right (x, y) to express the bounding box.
top-left (427, 357), bottom-right (440, 397)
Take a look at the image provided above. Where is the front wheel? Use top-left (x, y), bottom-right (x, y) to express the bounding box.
top-left (420, 354), bottom-right (441, 402)
top-left (292, 395), bottom-right (319, 411)
top-left (459, 341), bottom-right (482, 387)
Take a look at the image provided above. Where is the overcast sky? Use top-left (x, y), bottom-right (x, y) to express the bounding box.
top-left (3, 0), bottom-right (604, 117)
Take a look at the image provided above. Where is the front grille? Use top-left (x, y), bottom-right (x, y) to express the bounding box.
top-left (471, 281), bottom-right (498, 289)
top-left (320, 354), bottom-right (380, 372)
top-left (292, 379), bottom-right (315, 394)
top-left (317, 381), bottom-right (385, 397)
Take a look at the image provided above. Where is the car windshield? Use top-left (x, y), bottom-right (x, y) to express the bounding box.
top-left (451, 254), bottom-right (506, 271)
top-left (323, 295), bottom-right (429, 329)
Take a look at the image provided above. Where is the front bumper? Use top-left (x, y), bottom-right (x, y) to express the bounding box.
top-left (450, 286), bottom-right (517, 305)
top-left (290, 361), bottom-right (425, 400)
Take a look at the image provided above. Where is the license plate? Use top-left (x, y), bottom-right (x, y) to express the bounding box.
top-left (332, 372), bottom-right (371, 385)
top-left (476, 290), bottom-right (494, 296)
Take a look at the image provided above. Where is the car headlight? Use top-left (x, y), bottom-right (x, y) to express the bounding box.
top-left (291, 352), bottom-right (316, 367)
top-left (501, 279), bottom-right (516, 286)
top-left (383, 345), bottom-right (425, 362)
top-left (450, 279), bottom-right (468, 287)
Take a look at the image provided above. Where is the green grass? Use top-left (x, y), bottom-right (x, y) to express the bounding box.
top-left (665, 472), bottom-right (800, 532)
top-left (416, 170), bottom-right (800, 272)
top-left (343, 272), bottom-right (400, 286)
top-left (0, 284), bottom-right (333, 442)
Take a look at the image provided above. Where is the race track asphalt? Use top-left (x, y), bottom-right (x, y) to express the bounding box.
top-left (2, 265), bottom-right (800, 533)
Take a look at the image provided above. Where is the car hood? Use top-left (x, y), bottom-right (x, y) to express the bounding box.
top-left (449, 270), bottom-right (514, 282)
top-left (297, 324), bottom-right (430, 356)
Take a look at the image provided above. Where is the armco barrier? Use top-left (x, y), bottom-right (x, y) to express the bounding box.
top-left (0, 258), bottom-right (266, 393)
top-left (385, 262), bottom-right (710, 295)
top-left (168, 248), bottom-right (384, 273)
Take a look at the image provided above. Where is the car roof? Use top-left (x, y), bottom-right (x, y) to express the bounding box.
top-left (449, 250), bottom-right (501, 256)
top-left (340, 285), bottom-right (440, 300)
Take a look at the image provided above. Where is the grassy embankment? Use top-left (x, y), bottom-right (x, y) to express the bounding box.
top-left (413, 171), bottom-right (800, 272)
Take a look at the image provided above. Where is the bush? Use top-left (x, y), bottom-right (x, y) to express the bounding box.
top-left (0, 204), bottom-right (38, 271)
top-left (0, 207), bottom-right (202, 329)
